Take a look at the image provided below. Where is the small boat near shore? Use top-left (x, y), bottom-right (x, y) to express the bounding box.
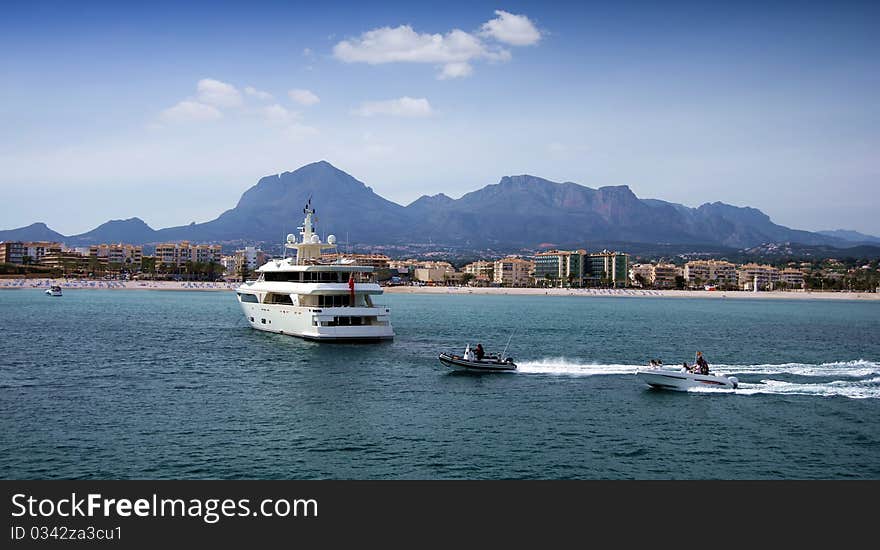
top-left (45, 286), bottom-right (62, 297)
top-left (636, 360), bottom-right (738, 391)
top-left (438, 352), bottom-right (517, 372)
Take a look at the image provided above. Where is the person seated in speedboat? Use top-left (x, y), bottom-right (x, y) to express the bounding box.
top-left (475, 344), bottom-right (485, 361)
top-left (695, 352), bottom-right (709, 375)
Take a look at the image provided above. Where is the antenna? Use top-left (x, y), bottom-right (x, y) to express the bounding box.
top-left (501, 326), bottom-right (518, 360)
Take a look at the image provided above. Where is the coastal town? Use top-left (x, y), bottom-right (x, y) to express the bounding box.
top-left (1, 238), bottom-right (878, 293)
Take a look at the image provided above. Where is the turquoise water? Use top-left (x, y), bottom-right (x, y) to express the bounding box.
top-left (1, 289), bottom-right (879, 479)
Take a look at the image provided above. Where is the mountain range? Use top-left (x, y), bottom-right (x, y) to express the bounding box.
top-left (2, 160), bottom-right (878, 252)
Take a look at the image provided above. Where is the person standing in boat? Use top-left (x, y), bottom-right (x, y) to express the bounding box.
top-left (696, 352), bottom-right (709, 375)
top-left (464, 344), bottom-right (475, 361)
top-left (475, 344), bottom-right (485, 361)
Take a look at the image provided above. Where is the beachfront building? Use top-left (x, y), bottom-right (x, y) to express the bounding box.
top-left (652, 264), bottom-right (680, 288)
top-left (321, 253), bottom-right (391, 270)
top-left (534, 250), bottom-right (584, 286)
top-left (88, 243), bottom-right (143, 268)
top-left (534, 250), bottom-right (628, 287)
top-left (493, 257), bottom-right (533, 287)
top-left (156, 241), bottom-right (223, 267)
top-left (0, 241), bottom-right (62, 264)
top-left (629, 264), bottom-right (654, 287)
top-left (462, 260), bottom-right (494, 285)
top-left (0, 241), bottom-right (25, 264)
top-left (388, 259), bottom-right (419, 271)
top-left (629, 263), bottom-right (680, 288)
top-left (232, 246), bottom-right (269, 275)
top-left (220, 255), bottom-right (237, 275)
top-left (414, 261), bottom-right (456, 284)
top-left (194, 244), bottom-right (223, 264)
top-left (150, 241), bottom-right (224, 280)
top-left (738, 263), bottom-right (780, 290)
top-left (585, 250), bottom-right (629, 287)
top-left (779, 268), bottom-right (805, 288)
top-left (39, 249), bottom-right (91, 274)
top-left (684, 260), bottom-right (737, 287)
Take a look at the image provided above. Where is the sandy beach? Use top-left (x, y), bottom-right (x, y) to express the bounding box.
top-left (0, 278), bottom-right (238, 291)
top-left (384, 285), bottom-right (880, 301)
top-left (2, 278), bottom-right (877, 300)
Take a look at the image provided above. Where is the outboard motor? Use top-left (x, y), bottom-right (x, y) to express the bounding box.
top-left (729, 376), bottom-right (739, 389)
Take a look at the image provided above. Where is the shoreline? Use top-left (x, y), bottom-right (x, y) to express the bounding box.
top-left (383, 285), bottom-right (880, 301)
top-left (2, 278), bottom-right (877, 301)
top-left (0, 279), bottom-right (237, 291)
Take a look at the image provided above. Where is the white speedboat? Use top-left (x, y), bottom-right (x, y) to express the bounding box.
top-left (235, 200), bottom-right (393, 342)
top-left (636, 361), bottom-right (738, 391)
top-left (45, 286), bottom-right (62, 297)
top-left (438, 345), bottom-right (516, 373)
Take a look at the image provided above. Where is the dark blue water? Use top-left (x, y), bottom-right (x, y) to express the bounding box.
top-left (2, 290), bottom-right (879, 479)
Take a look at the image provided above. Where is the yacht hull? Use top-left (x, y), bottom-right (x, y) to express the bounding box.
top-left (238, 300), bottom-right (393, 342)
top-left (636, 368), bottom-right (738, 391)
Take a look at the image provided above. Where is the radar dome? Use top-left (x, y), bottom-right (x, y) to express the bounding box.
top-left (327, 235), bottom-right (336, 244)
top-left (310, 234), bottom-right (320, 244)
top-left (286, 233), bottom-right (296, 243)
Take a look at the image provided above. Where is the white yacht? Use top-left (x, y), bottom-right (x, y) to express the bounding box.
top-left (235, 200), bottom-right (393, 342)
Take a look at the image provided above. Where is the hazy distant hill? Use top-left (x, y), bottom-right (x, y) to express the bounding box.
top-left (817, 229), bottom-right (880, 244)
top-left (153, 161), bottom-right (412, 244)
top-left (404, 174), bottom-right (846, 248)
top-left (68, 218), bottom-right (159, 246)
top-left (0, 222), bottom-right (66, 243)
top-left (0, 161), bottom-right (870, 252)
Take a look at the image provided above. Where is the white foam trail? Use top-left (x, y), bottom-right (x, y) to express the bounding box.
top-left (713, 377), bottom-right (880, 400)
top-left (517, 358), bottom-right (639, 376)
top-left (516, 358), bottom-right (880, 378)
top-left (516, 358), bottom-right (880, 399)
top-left (712, 360), bottom-right (880, 378)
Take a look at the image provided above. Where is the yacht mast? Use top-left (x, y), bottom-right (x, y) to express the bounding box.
top-left (285, 199), bottom-right (336, 265)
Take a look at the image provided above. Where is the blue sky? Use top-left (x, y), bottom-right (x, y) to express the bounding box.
top-left (1, 0), bottom-right (878, 235)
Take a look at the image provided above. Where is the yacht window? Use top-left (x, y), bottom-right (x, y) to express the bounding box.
top-left (317, 294), bottom-right (351, 307)
top-left (266, 293), bottom-right (293, 305)
top-left (264, 272), bottom-right (302, 282)
top-left (238, 293), bottom-right (259, 303)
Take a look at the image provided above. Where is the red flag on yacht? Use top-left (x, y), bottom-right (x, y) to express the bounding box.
top-left (348, 273), bottom-right (355, 304)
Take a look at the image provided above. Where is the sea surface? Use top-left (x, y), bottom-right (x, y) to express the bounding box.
top-left (2, 289), bottom-right (879, 479)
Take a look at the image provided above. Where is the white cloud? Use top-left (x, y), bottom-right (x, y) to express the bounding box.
top-left (333, 24), bottom-right (510, 79)
top-left (197, 78), bottom-right (242, 108)
top-left (333, 25), bottom-right (491, 64)
top-left (480, 10), bottom-right (541, 46)
top-left (245, 86), bottom-right (273, 101)
top-left (288, 88), bottom-right (320, 106)
top-left (438, 62), bottom-right (473, 80)
top-left (262, 104), bottom-right (298, 124)
top-left (302, 47), bottom-right (313, 57)
top-left (159, 101), bottom-right (222, 124)
top-left (353, 97), bottom-right (433, 118)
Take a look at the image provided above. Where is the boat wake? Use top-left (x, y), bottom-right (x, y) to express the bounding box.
top-left (712, 359), bottom-right (880, 378)
top-left (683, 360), bottom-right (880, 399)
top-left (516, 358), bottom-right (640, 376)
top-left (517, 358), bottom-right (880, 399)
top-left (737, 377), bottom-right (880, 399)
